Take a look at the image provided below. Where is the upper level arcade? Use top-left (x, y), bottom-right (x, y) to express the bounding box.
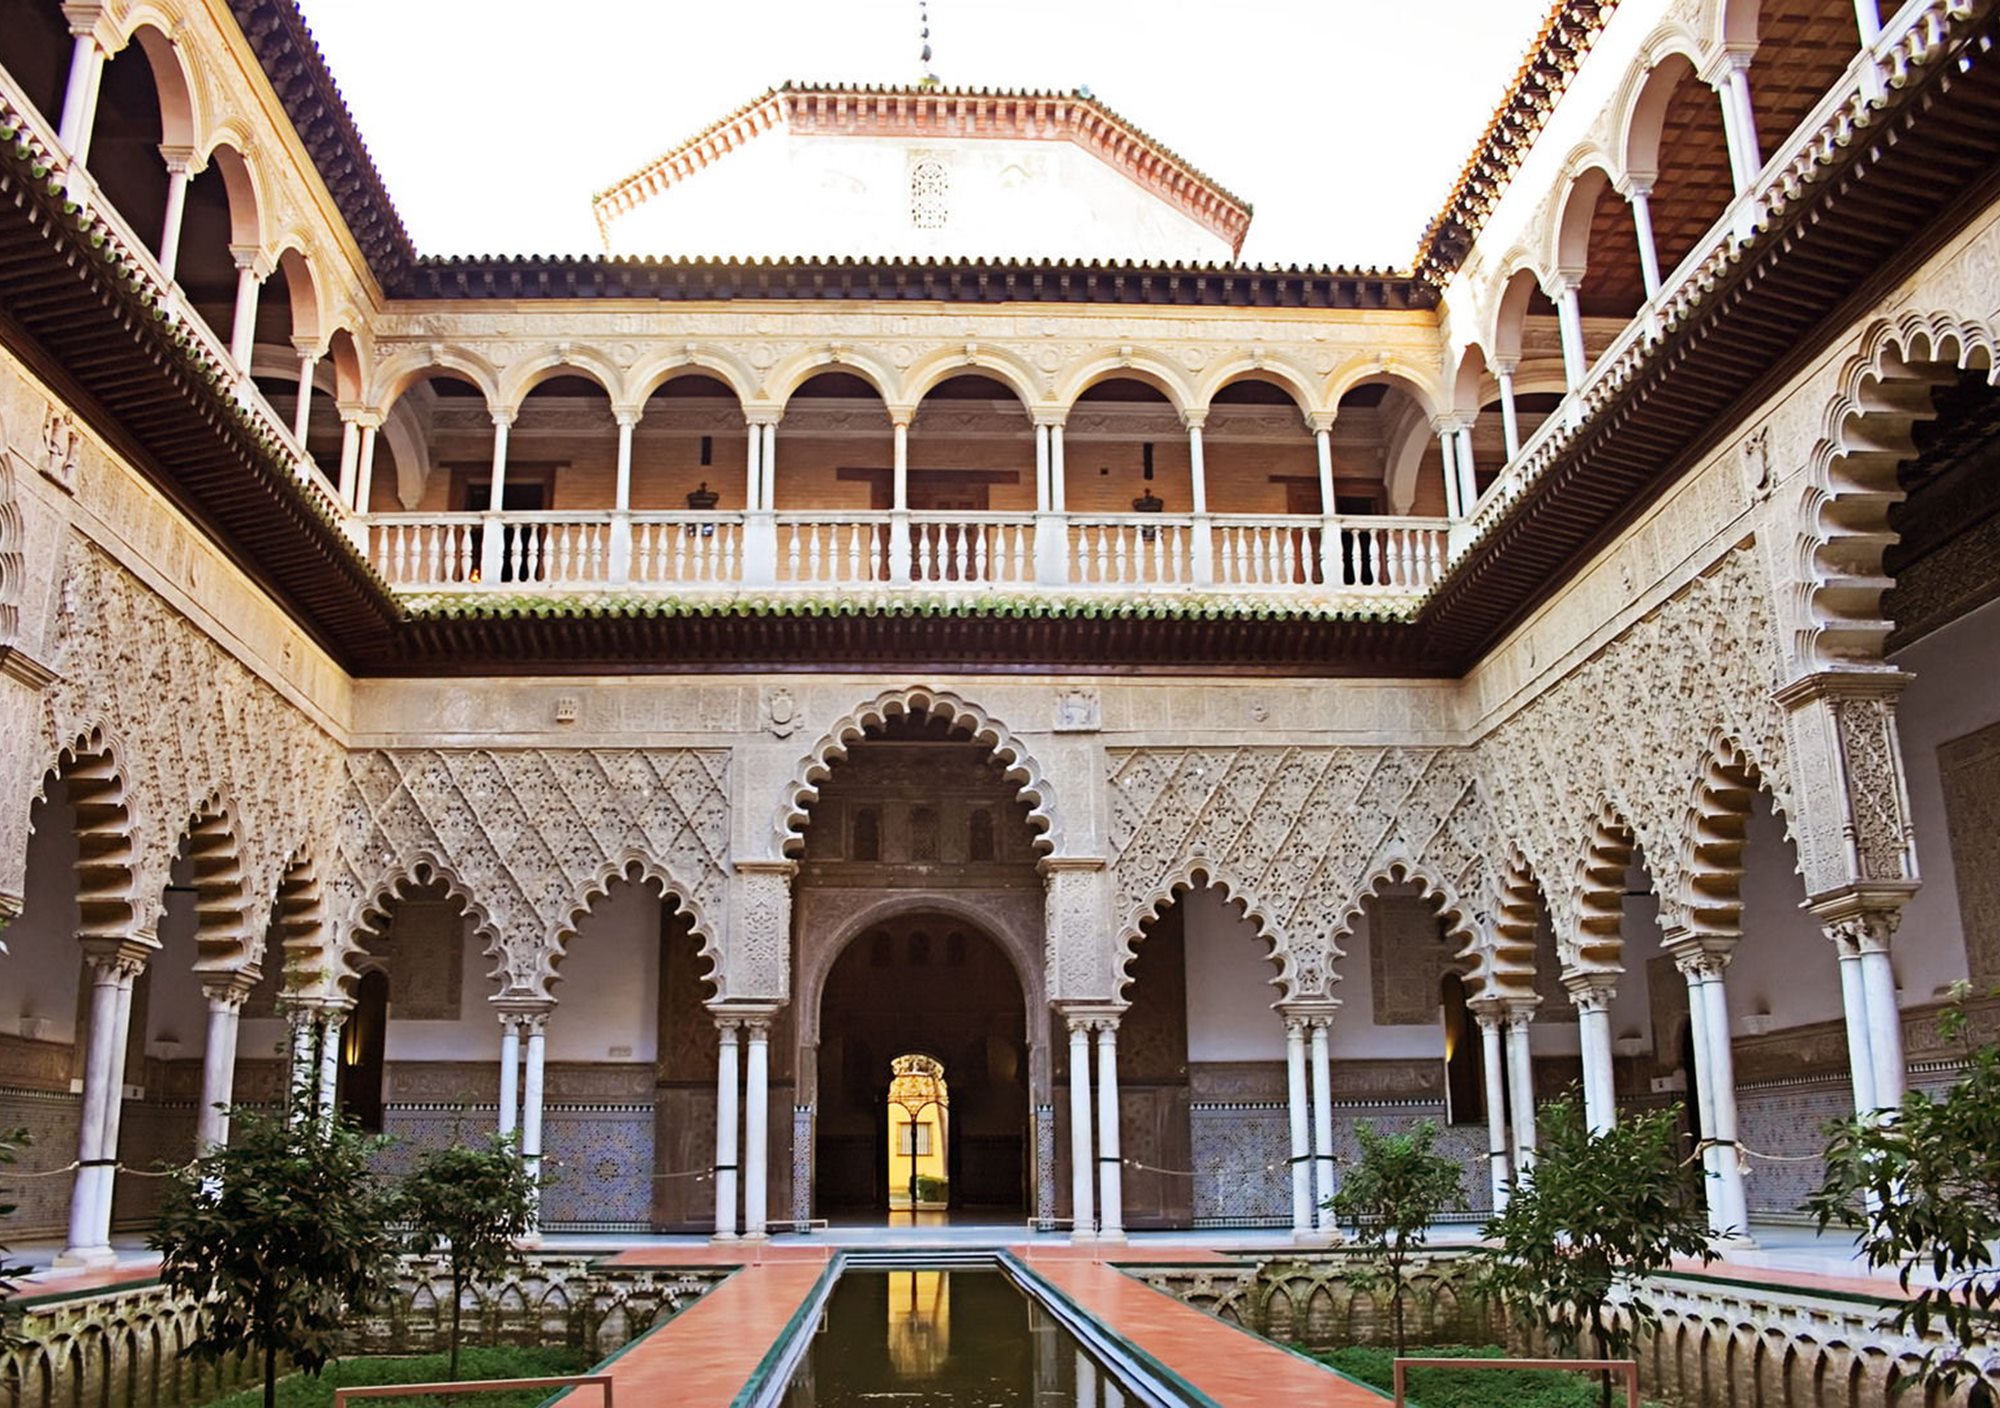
top-left (0, 0), bottom-right (1992, 655)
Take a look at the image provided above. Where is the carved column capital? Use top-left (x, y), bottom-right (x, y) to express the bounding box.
top-left (1809, 885), bottom-right (1908, 957)
top-left (1563, 971), bottom-right (1618, 1014)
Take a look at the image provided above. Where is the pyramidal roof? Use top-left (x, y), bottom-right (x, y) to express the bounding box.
top-left (590, 82), bottom-right (1255, 258)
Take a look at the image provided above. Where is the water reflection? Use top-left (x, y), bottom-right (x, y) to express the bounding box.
top-left (782, 1269), bottom-right (1133, 1407)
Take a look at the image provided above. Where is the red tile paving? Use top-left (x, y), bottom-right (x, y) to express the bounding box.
top-left (1018, 1247), bottom-right (1389, 1405)
top-left (1667, 1256), bottom-right (1915, 1301)
top-left (574, 1253), bottom-right (831, 1408)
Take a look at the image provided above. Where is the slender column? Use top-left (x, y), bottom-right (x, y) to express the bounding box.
top-left (744, 413), bottom-right (764, 509)
top-left (1313, 426), bottom-right (1335, 511)
top-left (60, 952), bottom-right (139, 1266)
top-left (742, 1018), bottom-right (770, 1239)
top-left (610, 410), bottom-right (638, 582)
top-left (1694, 956), bottom-right (1750, 1238)
top-left (1503, 1006), bottom-right (1538, 1173)
top-left (1284, 1018), bottom-right (1313, 1237)
top-left (292, 350), bottom-right (320, 443)
top-left (1854, 0), bottom-right (1882, 43)
top-left (497, 1014), bottom-right (522, 1137)
top-left (1185, 417), bottom-right (1208, 514)
top-left (1627, 184), bottom-right (1663, 299)
top-left (57, 31), bottom-right (107, 161)
top-left (86, 959), bottom-right (142, 1250)
top-left (1677, 946), bottom-right (1722, 1224)
top-left (713, 1019), bottom-right (741, 1238)
top-left (316, 1010), bottom-right (345, 1129)
top-left (889, 413), bottom-right (913, 583)
top-left (196, 981), bottom-right (249, 1153)
top-left (1475, 1009), bottom-right (1513, 1210)
top-left (157, 150), bottom-right (194, 282)
top-left (336, 414), bottom-right (361, 506)
top-left (353, 420), bottom-right (380, 514)
top-left (1493, 360), bottom-right (1522, 460)
top-left (1454, 424), bottom-right (1478, 514)
top-left (1437, 422), bottom-right (1463, 520)
top-left (227, 248), bottom-right (264, 371)
top-left (761, 423), bottom-right (778, 507)
top-left (1309, 1018), bottom-right (1335, 1223)
top-left (1551, 277), bottom-right (1588, 391)
top-left (1568, 977), bottom-right (1618, 1134)
top-left (1831, 933), bottom-right (1876, 1114)
top-left (1709, 54), bottom-right (1762, 194)
top-left (1094, 1022), bottom-right (1124, 1242)
top-left (1066, 1019), bottom-right (1095, 1239)
top-left (1049, 422), bottom-right (1066, 512)
top-left (480, 414), bottom-right (513, 582)
top-left (287, 1004), bottom-right (316, 1108)
top-left (521, 1013), bottom-right (548, 1230)
top-left (1857, 934), bottom-right (1905, 1109)
top-left (1035, 422), bottom-right (1051, 511)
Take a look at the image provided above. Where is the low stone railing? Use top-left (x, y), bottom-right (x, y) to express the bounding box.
top-left (364, 508), bottom-right (1452, 605)
top-left (0, 1255), bottom-right (730, 1408)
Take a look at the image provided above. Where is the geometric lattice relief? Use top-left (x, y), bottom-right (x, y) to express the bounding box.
top-left (1107, 747), bottom-right (1500, 1002)
top-left (1940, 719), bottom-right (2000, 987)
top-left (331, 749), bottom-right (731, 997)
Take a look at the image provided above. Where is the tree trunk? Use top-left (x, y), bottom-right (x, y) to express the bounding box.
top-left (263, 1341), bottom-right (277, 1408)
top-left (450, 1267), bottom-right (464, 1380)
top-left (1594, 1316), bottom-right (1611, 1408)
top-left (1390, 1250), bottom-right (1406, 1356)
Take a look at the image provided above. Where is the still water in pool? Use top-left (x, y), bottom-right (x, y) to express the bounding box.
top-left (781, 1269), bottom-right (1138, 1407)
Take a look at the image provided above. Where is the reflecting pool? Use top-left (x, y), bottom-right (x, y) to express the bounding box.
top-left (782, 1269), bottom-right (1140, 1406)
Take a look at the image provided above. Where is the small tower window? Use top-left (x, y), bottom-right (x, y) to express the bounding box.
top-left (968, 809), bottom-right (995, 862)
top-left (909, 806), bottom-right (940, 862)
top-left (853, 807), bottom-right (881, 862)
top-left (910, 159), bottom-right (950, 230)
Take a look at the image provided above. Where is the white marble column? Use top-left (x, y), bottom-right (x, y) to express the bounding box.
top-left (743, 1018), bottom-right (771, 1240)
top-left (1854, 0), bottom-right (1882, 43)
top-left (1309, 1017), bottom-right (1335, 1225)
top-left (196, 980), bottom-right (250, 1154)
top-left (1067, 1018), bottom-right (1095, 1239)
top-left (227, 246), bottom-right (265, 371)
top-left (287, 1003), bottom-right (316, 1110)
top-left (743, 414), bottom-right (764, 508)
top-left (1674, 946), bottom-right (1748, 1238)
top-left (479, 413), bottom-right (513, 581)
top-left (1568, 976), bottom-right (1618, 1134)
top-left (335, 413), bottom-right (361, 507)
top-left (1284, 1018), bottom-right (1313, 1237)
top-left (889, 414), bottom-right (913, 583)
top-left (1831, 931), bottom-right (1876, 1115)
top-left (761, 423), bottom-right (778, 507)
top-left (1437, 422), bottom-right (1463, 520)
top-left (1503, 1005), bottom-right (1538, 1174)
top-left (1857, 932), bottom-right (1906, 1110)
top-left (59, 950), bottom-right (141, 1267)
top-left (1551, 277), bottom-right (1588, 391)
top-left (1493, 360), bottom-right (1522, 461)
top-left (1625, 182), bottom-right (1663, 299)
top-left (1313, 424), bottom-right (1336, 511)
top-left (1035, 422), bottom-right (1051, 510)
top-left (498, 1014), bottom-right (522, 1137)
top-left (57, 30), bottom-right (108, 161)
top-left (352, 419), bottom-right (380, 514)
top-left (1715, 56), bottom-right (1763, 193)
top-left (714, 1019), bottom-right (741, 1239)
top-left (521, 1011), bottom-right (548, 1232)
top-left (158, 150), bottom-right (194, 282)
top-left (1186, 412), bottom-right (1213, 585)
top-left (291, 348), bottom-right (320, 443)
top-left (1049, 422), bottom-right (1067, 513)
top-left (1454, 424), bottom-right (1478, 515)
top-left (316, 1009), bottom-right (346, 1130)
top-left (610, 410), bottom-right (638, 582)
top-left (1094, 1021), bottom-right (1124, 1242)
top-left (1475, 1009), bottom-right (1512, 1210)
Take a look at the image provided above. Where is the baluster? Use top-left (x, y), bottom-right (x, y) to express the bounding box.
top-left (1268, 526), bottom-right (1287, 585)
top-left (1398, 529), bottom-right (1416, 586)
top-left (1427, 531), bottom-right (1443, 584)
top-left (1370, 530), bottom-right (1388, 589)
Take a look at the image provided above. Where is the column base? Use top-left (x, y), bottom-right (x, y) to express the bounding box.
top-left (1068, 1229), bottom-right (1097, 1244)
top-left (740, 1231), bottom-right (770, 1243)
top-left (710, 1232), bottom-right (740, 1244)
top-left (1095, 1230), bottom-right (1127, 1245)
top-left (52, 1245), bottom-right (117, 1270)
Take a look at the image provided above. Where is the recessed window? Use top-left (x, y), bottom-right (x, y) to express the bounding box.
top-left (910, 159), bottom-right (950, 230)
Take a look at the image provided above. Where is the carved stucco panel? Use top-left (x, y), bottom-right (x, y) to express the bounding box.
top-left (35, 540), bottom-right (341, 964)
top-left (1478, 545), bottom-right (1795, 952)
top-left (331, 748), bottom-right (731, 998)
top-left (727, 864), bottom-right (794, 1002)
top-left (1105, 747), bottom-right (1505, 1003)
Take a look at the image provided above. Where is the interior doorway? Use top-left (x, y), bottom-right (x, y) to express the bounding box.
top-left (814, 915), bottom-right (1027, 1220)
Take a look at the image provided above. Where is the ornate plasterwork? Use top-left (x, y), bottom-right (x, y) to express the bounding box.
top-left (1478, 545), bottom-right (1794, 961)
top-left (1106, 746), bottom-right (1503, 1002)
top-left (30, 540), bottom-right (341, 970)
top-left (773, 685), bottom-right (1057, 859)
top-left (331, 748), bottom-right (730, 998)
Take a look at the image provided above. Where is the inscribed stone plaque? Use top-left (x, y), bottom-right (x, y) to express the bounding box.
top-left (1940, 719), bottom-right (2000, 987)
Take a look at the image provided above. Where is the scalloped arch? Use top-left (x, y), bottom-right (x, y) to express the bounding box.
top-left (37, 725), bottom-right (140, 945)
top-left (1676, 732), bottom-right (1786, 946)
top-left (1571, 801), bottom-right (1646, 979)
top-left (1482, 848), bottom-right (1545, 999)
top-left (168, 788), bottom-right (254, 975)
top-left (547, 853), bottom-right (721, 999)
top-left (1112, 857), bottom-right (1291, 1003)
top-left (773, 686), bottom-right (1056, 858)
top-left (1331, 856), bottom-right (1479, 968)
top-left (1795, 311), bottom-right (1999, 670)
top-left (341, 854), bottom-right (505, 997)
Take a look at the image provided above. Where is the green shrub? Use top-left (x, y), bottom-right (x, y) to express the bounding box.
top-left (913, 1175), bottom-right (949, 1203)
top-left (1316, 1344), bottom-right (1649, 1408)
top-left (200, 1345), bottom-right (588, 1408)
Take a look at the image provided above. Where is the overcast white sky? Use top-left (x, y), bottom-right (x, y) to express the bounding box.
top-left (294, 0), bottom-right (1553, 268)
